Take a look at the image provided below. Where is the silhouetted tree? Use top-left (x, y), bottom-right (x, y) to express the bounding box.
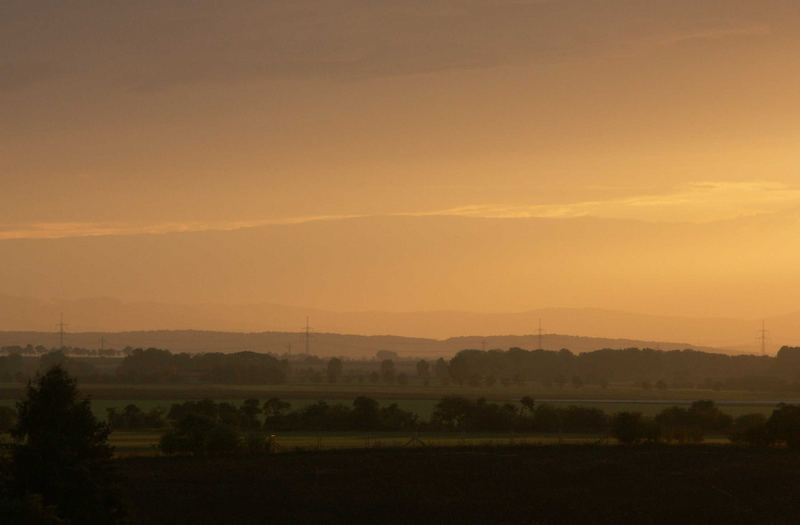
top-left (375, 350), bottom-right (399, 361)
top-left (352, 396), bottom-right (381, 430)
top-left (729, 413), bottom-right (770, 446)
top-left (380, 359), bottom-right (396, 383)
top-left (611, 412), bottom-right (647, 444)
top-left (656, 407), bottom-right (702, 443)
top-left (767, 403), bottom-right (800, 448)
top-left (431, 397), bottom-right (473, 431)
top-left (416, 359), bottom-right (430, 381)
top-left (11, 366), bottom-right (123, 523)
top-left (263, 398), bottom-right (291, 418)
top-left (240, 399), bottom-right (262, 430)
top-left (106, 404), bottom-right (165, 430)
top-left (327, 358), bottom-right (344, 384)
top-left (434, 358), bottom-right (450, 385)
top-left (160, 412), bottom-right (242, 456)
top-left (520, 396), bottom-right (535, 415)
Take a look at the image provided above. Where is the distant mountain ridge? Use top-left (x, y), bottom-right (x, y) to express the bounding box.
top-left (0, 329), bottom-right (723, 358)
top-left (1, 295), bottom-right (798, 354)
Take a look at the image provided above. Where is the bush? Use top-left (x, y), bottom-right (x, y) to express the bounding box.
top-left (655, 407), bottom-right (703, 443)
top-left (611, 412), bottom-right (649, 444)
top-left (767, 404), bottom-right (800, 449)
top-left (729, 414), bottom-right (771, 447)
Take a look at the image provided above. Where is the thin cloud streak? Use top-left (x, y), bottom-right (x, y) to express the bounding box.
top-left (2, 181), bottom-right (798, 240)
top-left (419, 181), bottom-right (800, 223)
top-left (0, 215), bottom-right (367, 241)
top-left (656, 24), bottom-right (772, 46)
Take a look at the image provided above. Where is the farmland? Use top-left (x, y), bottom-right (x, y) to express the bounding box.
top-left (119, 445), bottom-right (800, 524)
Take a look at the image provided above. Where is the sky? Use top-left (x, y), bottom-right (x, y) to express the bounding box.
top-left (2, 1), bottom-right (800, 334)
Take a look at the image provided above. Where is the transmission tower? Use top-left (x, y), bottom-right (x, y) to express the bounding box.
top-left (759, 320), bottom-right (768, 356)
top-left (305, 316), bottom-right (311, 355)
top-left (538, 319), bottom-right (543, 350)
top-left (56, 313), bottom-right (68, 349)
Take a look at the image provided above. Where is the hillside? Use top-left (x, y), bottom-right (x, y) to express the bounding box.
top-left (0, 329), bottom-right (721, 358)
top-left (1, 294), bottom-right (796, 353)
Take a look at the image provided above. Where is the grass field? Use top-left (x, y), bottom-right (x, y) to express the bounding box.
top-left (118, 445), bottom-right (800, 524)
top-left (107, 430), bottom-right (628, 457)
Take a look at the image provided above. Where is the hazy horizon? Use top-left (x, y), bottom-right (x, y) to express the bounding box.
top-left (0, 293), bottom-right (793, 354)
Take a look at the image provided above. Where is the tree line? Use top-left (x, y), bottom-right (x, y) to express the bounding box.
top-left (96, 396), bottom-right (800, 456)
top-left (447, 346), bottom-right (800, 391)
top-left (5, 346), bottom-right (800, 391)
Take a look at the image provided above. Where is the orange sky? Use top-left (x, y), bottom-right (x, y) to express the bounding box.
top-left (2, 1), bottom-right (800, 329)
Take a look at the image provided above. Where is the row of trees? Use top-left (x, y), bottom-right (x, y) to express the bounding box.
top-left (150, 396), bottom-right (800, 453)
top-left (610, 402), bottom-right (800, 447)
top-left (158, 397), bottom-right (422, 455)
top-left (7, 346), bottom-right (800, 390)
top-left (447, 347), bottom-right (800, 390)
top-left (0, 344), bottom-right (123, 358)
top-left (116, 348), bottom-right (287, 384)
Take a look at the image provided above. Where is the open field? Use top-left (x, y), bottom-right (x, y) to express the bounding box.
top-left (106, 430), bottom-right (621, 456)
top-left (118, 445), bottom-right (800, 524)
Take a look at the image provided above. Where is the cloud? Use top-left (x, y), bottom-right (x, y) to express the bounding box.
top-left (0, 215), bottom-right (366, 241)
top-left (420, 181), bottom-right (800, 223)
top-left (3, 181), bottom-right (799, 240)
top-left (656, 24), bottom-right (772, 46)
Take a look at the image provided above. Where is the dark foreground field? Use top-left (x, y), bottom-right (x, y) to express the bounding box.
top-left (120, 445), bottom-right (800, 524)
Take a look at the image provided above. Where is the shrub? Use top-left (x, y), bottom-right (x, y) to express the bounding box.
top-left (611, 412), bottom-right (648, 444)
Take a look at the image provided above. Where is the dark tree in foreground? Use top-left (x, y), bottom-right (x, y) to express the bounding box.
top-left (10, 366), bottom-right (123, 524)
